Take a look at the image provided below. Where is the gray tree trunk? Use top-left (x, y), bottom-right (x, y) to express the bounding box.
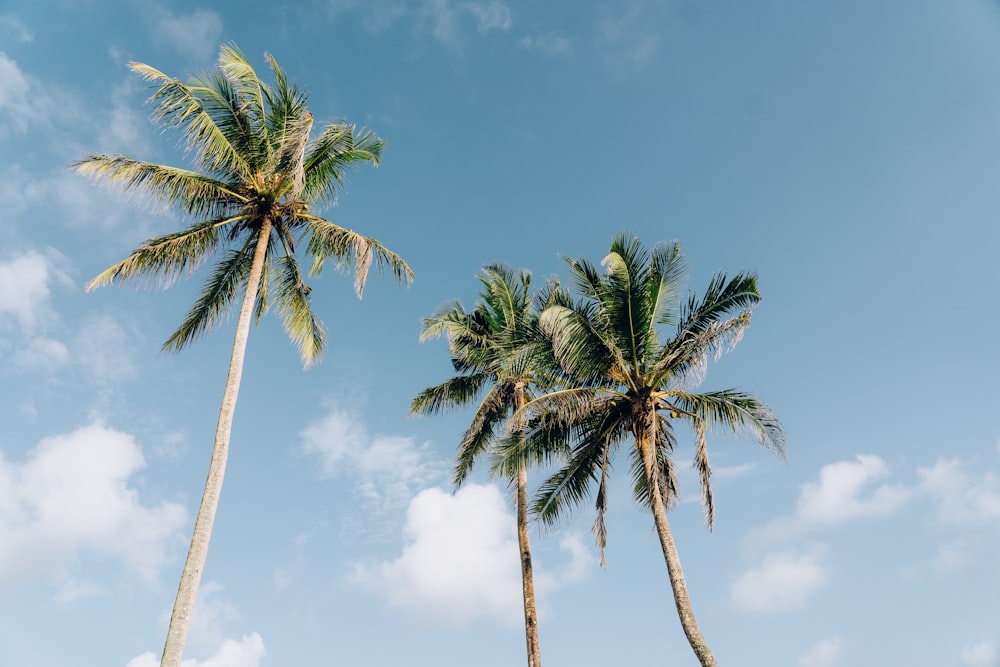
top-left (638, 410), bottom-right (718, 667)
top-left (159, 218), bottom-right (273, 667)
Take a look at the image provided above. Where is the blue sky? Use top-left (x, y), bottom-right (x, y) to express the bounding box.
top-left (2, 1), bottom-right (1000, 666)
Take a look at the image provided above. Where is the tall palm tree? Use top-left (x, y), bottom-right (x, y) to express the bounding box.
top-left (73, 44), bottom-right (412, 667)
top-left (530, 233), bottom-right (784, 667)
top-left (410, 264), bottom-right (563, 667)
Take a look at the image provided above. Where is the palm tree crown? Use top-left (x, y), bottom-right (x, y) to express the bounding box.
top-left (529, 232), bottom-right (784, 667)
top-left (411, 263), bottom-right (562, 667)
top-left (76, 43), bottom-right (412, 362)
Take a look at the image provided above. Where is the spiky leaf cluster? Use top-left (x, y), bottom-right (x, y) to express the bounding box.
top-left (529, 232), bottom-right (785, 559)
top-left (74, 44), bottom-right (412, 366)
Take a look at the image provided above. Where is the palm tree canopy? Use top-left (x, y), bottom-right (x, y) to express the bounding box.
top-left (74, 44), bottom-right (413, 366)
top-left (531, 232), bottom-right (785, 548)
top-left (411, 263), bottom-right (565, 485)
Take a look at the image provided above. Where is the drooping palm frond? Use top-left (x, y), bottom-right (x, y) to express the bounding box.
top-left (453, 384), bottom-right (514, 485)
top-left (161, 242), bottom-right (255, 353)
top-left (272, 254), bottom-right (326, 366)
top-left (304, 216), bottom-right (413, 296)
top-left (667, 389), bottom-right (786, 456)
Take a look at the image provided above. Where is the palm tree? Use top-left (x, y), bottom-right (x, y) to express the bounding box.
top-left (73, 44), bottom-right (412, 667)
top-left (530, 233), bottom-right (784, 667)
top-left (410, 264), bottom-right (563, 667)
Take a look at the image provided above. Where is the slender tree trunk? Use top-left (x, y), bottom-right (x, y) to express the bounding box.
top-left (514, 385), bottom-right (543, 667)
top-left (637, 410), bottom-right (718, 667)
top-left (160, 218), bottom-right (273, 667)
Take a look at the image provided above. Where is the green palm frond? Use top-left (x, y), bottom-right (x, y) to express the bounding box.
top-left (303, 123), bottom-right (384, 205)
top-left (161, 242), bottom-right (255, 352)
top-left (454, 384), bottom-right (512, 485)
top-left (410, 373), bottom-right (490, 416)
top-left (272, 254), bottom-right (326, 366)
top-left (668, 389), bottom-right (786, 456)
top-left (129, 61), bottom-right (252, 180)
top-left (72, 155), bottom-right (246, 218)
top-left (650, 240), bottom-right (687, 325)
top-left (654, 312), bottom-right (753, 388)
top-left (217, 44), bottom-right (269, 147)
top-left (86, 214), bottom-right (246, 290)
top-left (305, 215), bottom-right (413, 295)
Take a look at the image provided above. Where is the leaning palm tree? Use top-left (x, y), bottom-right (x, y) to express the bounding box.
top-left (411, 264), bottom-right (563, 667)
top-left (73, 44), bottom-right (412, 667)
top-left (530, 233), bottom-right (784, 667)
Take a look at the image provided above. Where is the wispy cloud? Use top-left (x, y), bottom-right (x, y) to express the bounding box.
top-left (0, 15), bottom-right (34, 42)
top-left (145, 5), bottom-right (223, 63)
top-left (300, 407), bottom-right (444, 512)
top-left (126, 633), bottom-right (266, 667)
top-left (596, 3), bottom-right (659, 67)
top-left (730, 548), bottom-right (830, 615)
top-left (919, 457), bottom-right (1000, 524)
top-left (324, 0), bottom-right (512, 49)
top-left (961, 640), bottom-right (999, 667)
top-left (518, 32), bottom-right (572, 56)
top-left (0, 52), bottom-right (53, 136)
top-left (798, 637), bottom-right (844, 667)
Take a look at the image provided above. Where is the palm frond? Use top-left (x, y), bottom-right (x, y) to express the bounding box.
top-left (667, 389), bottom-right (786, 456)
top-left (160, 242), bottom-right (255, 352)
top-left (272, 254), bottom-right (326, 366)
top-left (72, 155), bottom-right (245, 218)
top-left (649, 240), bottom-right (687, 326)
top-left (129, 61), bottom-right (252, 179)
top-left (85, 214), bottom-right (246, 290)
top-left (303, 123), bottom-right (384, 205)
top-left (410, 374), bottom-right (490, 416)
top-left (217, 43), bottom-right (269, 149)
top-left (304, 216), bottom-right (413, 296)
top-left (454, 384), bottom-right (512, 485)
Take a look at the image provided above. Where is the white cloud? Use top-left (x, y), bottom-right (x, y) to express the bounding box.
top-left (518, 32), bottom-right (572, 55)
top-left (0, 423), bottom-right (186, 589)
top-left (14, 336), bottom-right (70, 370)
top-left (126, 633), bottom-right (266, 667)
top-left (300, 408), bottom-right (443, 510)
top-left (463, 0), bottom-right (512, 33)
top-left (731, 549), bottom-right (829, 615)
top-left (0, 15), bottom-right (34, 42)
top-left (597, 5), bottom-right (659, 66)
top-left (353, 483), bottom-right (593, 627)
top-left (353, 484), bottom-right (522, 626)
top-left (962, 640), bottom-right (999, 667)
top-left (0, 251), bottom-right (57, 333)
top-left (0, 52), bottom-right (41, 134)
top-left (73, 314), bottom-right (139, 384)
top-left (796, 455), bottom-right (909, 524)
top-left (147, 8), bottom-right (223, 62)
top-left (900, 538), bottom-right (972, 580)
top-left (753, 455), bottom-right (910, 546)
top-left (328, 0), bottom-right (510, 47)
top-left (919, 458), bottom-right (1000, 524)
top-left (798, 637), bottom-right (844, 667)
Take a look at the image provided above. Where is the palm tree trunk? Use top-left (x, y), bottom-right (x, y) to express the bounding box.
top-left (638, 413), bottom-right (718, 667)
top-left (160, 218), bottom-right (273, 667)
top-left (514, 385), bottom-right (543, 667)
